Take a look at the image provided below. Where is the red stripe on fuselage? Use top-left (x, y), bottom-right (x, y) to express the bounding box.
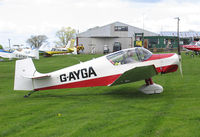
top-left (145, 53), bottom-right (178, 73)
top-left (155, 64), bottom-right (178, 73)
top-left (146, 53), bottom-right (174, 61)
top-left (35, 74), bottom-right (121, 91)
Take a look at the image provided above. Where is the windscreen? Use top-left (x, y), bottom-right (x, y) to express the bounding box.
top-left (196, 42), bottom-right (200, 46)
top-left (189, 41), bottom-right (197, 45)
top-left (135, 47), bottom-right (152, 61)
top-left (106, 47), bottom-right (152, 65)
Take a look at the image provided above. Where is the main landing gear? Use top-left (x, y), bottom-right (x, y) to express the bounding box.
top-left (139, 78), bottom-right (163, 94)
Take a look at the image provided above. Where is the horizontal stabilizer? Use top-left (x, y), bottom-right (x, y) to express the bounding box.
top-left (32, 74), bottom-right (51, 79)
top-left (22, 73), bottom-right (51, 79)
top-left (111, 65), bottom-right (157, 86)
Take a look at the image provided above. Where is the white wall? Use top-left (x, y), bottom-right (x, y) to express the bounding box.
top-left (78, 37), bottom-right (133, 54)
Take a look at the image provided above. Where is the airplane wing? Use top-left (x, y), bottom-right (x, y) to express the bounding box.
top-left (110, 65), bottom-right (158, 86)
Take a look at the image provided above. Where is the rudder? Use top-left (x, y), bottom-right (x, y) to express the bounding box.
top-left (14, 58), bottom-right (36, 90)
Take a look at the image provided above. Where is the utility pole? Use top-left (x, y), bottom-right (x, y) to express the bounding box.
top-left (8, 39), bottom-right (11, 49)
top-left (175, 17), bottom-right (183, 77)
top-left (175, 17), bottom-right (180, 55)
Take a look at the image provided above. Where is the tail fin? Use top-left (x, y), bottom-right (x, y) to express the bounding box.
top-left (14, 58), bottom-right (36, 90)
top-left (66, 39), bottom-right (75, 49)
top-left (69, 39), bottom-right (75, 49)
top-left (32, 49), bottom-right (39, 60)
top-left (65, 41), bottom-right (71, 48)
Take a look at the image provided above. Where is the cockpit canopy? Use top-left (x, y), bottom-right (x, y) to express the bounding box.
top-left (106, 47), bottom-right (152, 65)
top-left (196, 42), bottom-right (200, 46)
top-left (189, 41), bottom-right (200, 46)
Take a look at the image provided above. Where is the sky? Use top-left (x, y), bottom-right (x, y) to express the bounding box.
top-left (0, 0), bottom-right (200, 48)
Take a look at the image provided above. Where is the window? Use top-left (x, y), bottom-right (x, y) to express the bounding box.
top-left (106, 47), bottom-right (152, 66)
top-left (114, 26), bottom-right (128, 31)
top-left (107, 51), bottom-right (125, 65)
top-left (113, 42), bottom-right (121, 52)
top-left (148, 38), bottom-right (158, 48)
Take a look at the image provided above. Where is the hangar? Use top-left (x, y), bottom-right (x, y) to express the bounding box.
top-left (77, 22), bottom-right (158, 54)
top-left (142, 31), bottom-right (200, 52)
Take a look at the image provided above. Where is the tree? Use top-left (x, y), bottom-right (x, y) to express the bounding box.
top-left (26, 35), bottom-right (48, 48)
top-left (0, 44), bottom-right (3, 49)
top-left (55, 27), bottom-right (76, 47)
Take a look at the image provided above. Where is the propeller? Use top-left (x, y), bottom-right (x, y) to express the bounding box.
top-left (177, 33), bottom-right (183, 77)
top-left (178, 54), bottom-right (183, 77)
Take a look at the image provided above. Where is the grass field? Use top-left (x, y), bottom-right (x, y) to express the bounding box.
top-left (1, 53), bottom-right (200, 137)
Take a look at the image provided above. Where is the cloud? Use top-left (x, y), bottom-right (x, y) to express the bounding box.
top-left (0, 0), bottom-right (200, 47)
top-left (124, 0), bottom-right (162, 3)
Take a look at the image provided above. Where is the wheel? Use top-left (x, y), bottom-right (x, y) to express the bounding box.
top-left (24, 95), bottom-right (29, 98)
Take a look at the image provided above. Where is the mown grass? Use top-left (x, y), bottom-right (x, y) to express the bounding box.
top-left (0, 53), bottom-right (200, 137)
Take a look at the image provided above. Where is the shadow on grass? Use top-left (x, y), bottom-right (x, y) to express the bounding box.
top-left (31, 86), bottom-right (162, 100)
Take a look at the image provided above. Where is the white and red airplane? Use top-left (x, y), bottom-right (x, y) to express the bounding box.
top-left (14, 47), bottom-right (179, 97)
top-left (182, 41), bottom-right (200, 56)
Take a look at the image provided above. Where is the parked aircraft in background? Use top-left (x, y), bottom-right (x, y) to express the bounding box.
top-left (2, 44), bottom-right (30, 51)
top-left (182, 41), bottom-right (200, 56)
top-left (0, 48), bottom-right (39, 60)
top-left (39, 39), bottom-right (76, 56)
top-left (14, 47), bottom-right (180, 97)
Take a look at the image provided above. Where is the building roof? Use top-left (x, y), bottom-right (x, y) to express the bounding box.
top-left (160, 31), bottom-right (200, 38)
top-left (78, 21), bottom-right (158, 38)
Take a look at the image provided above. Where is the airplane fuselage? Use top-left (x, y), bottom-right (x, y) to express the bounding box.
top-left (32, 48), bottom-right (179, 91)
top-left (0, 49), bottom-right (38, 59)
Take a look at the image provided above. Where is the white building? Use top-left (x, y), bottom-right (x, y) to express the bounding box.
top-left (77, 21), bottom-right (158, 54)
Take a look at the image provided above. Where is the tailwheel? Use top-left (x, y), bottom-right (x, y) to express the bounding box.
top-left (139, 78), bottom-right (163, 94)
top-left (24, 90), bottom-right (37, 98)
